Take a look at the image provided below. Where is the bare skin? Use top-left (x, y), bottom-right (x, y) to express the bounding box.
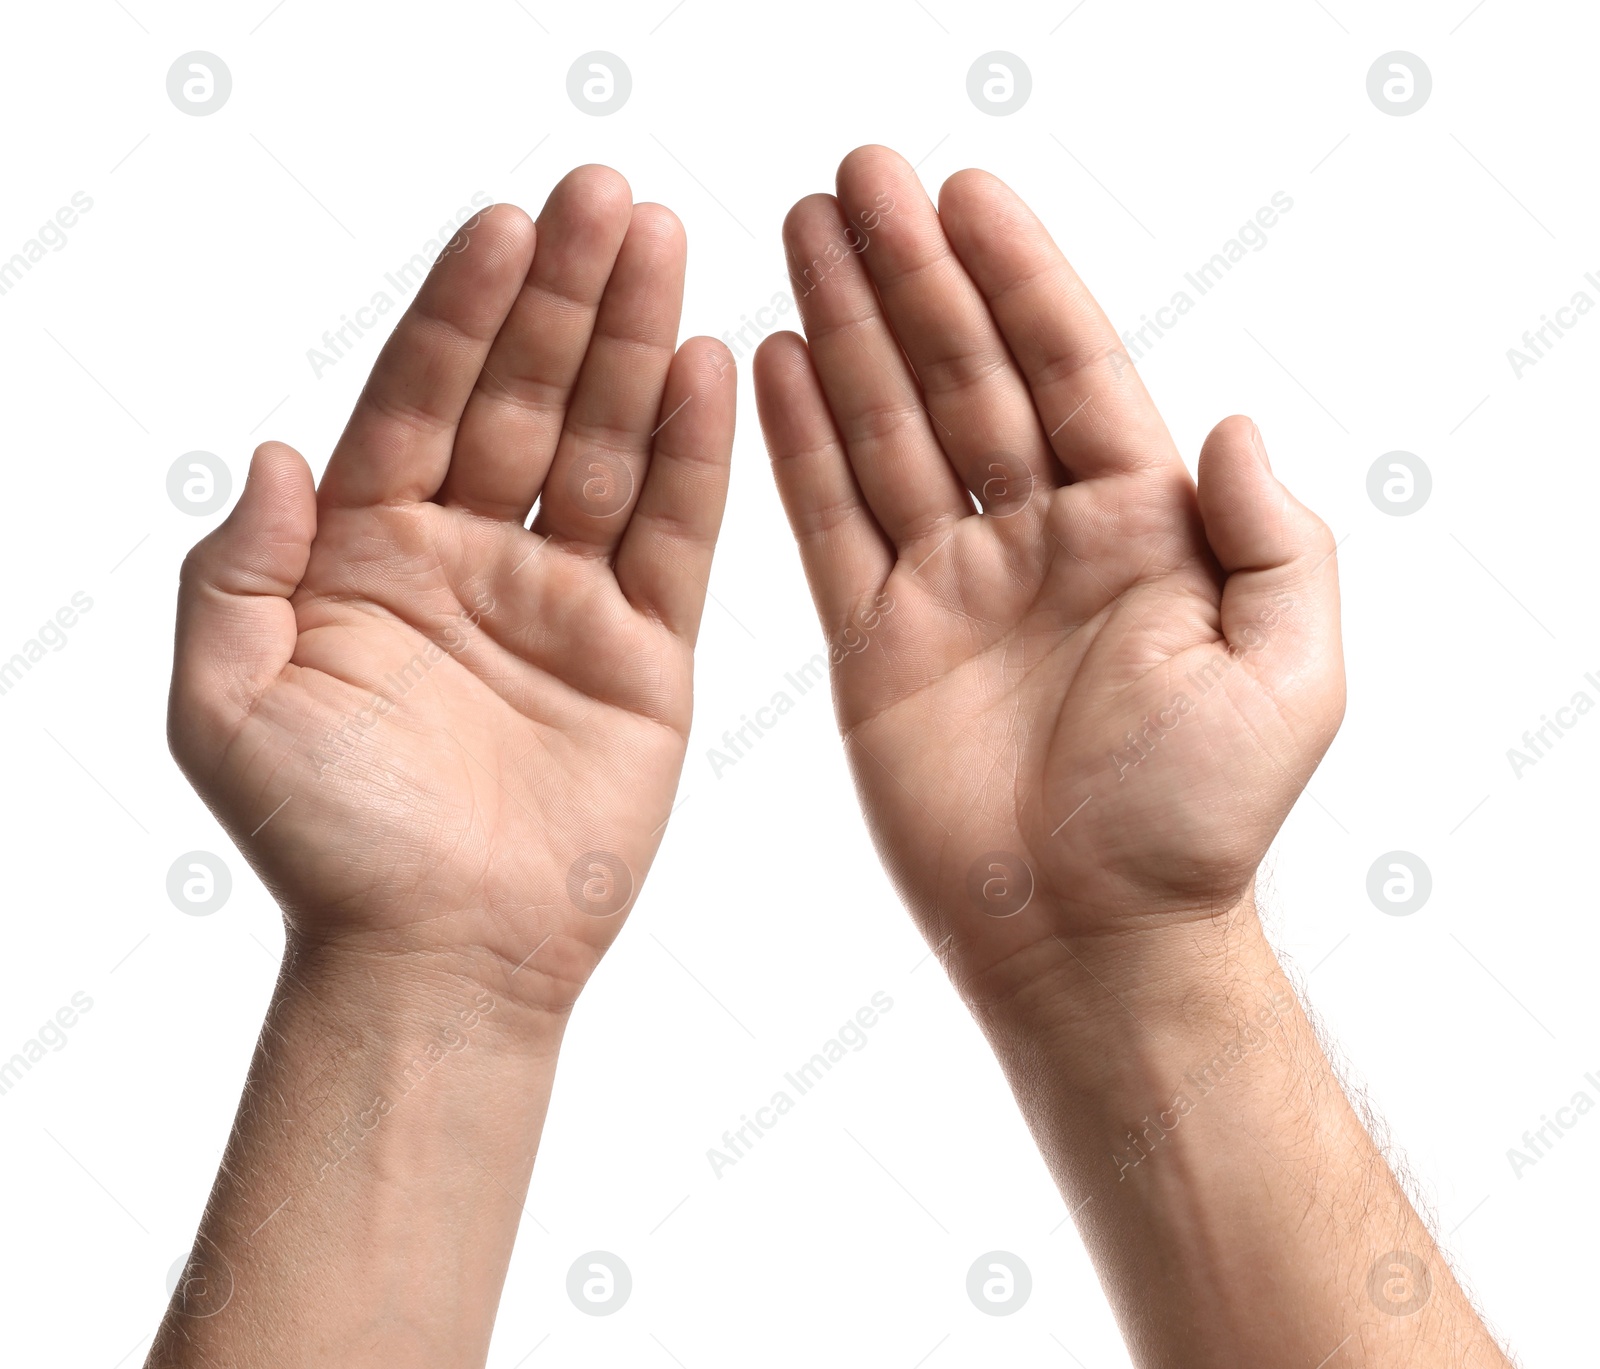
top-left (753, 145), bottom-right (1511, 1368)
top-left (147, 145), bottom-right (1513, 1368)
top-left (153, 168), bottom-right (734, 1367)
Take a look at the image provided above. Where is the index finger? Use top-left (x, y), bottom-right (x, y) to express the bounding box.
top-left (318, 203), bottom-right (536, 510)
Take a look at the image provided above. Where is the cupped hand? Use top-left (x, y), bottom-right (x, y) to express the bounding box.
top-left (169, 169), bottom-right (734, 1013)
top-left (754, 147), bottom-right (1343, 1001)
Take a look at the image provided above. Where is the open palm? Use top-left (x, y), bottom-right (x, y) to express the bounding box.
top-left (170, 172), bottom-right (734, 1011)
top-left (754, 148), bottom-right (1343, 1000)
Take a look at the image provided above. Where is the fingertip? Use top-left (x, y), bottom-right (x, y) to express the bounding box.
top-left (536, 165), bottom-right (634, 253)
top-left (245, 439), bottom-right (316, 520)
top-left (753, 329), bottom-right (806, 373)
top-left (836, 143), bottom-right (913, 192)
top-left (1205, 413), bottom-right (1262, 459)
top-left (782, 193), bottom-right (843, 249)
top-left (249, 438), bottom-right (314, 488)
top-left (752, 332), bottom-right (818, 437)
top-left (629, 201), bottom-right (687, 257)
top-left (840, 142), bottom-right (903, 167)
top-left (1197, 417), bottom-right (1274, 569)
top-left (1246, 421), bottom-right (1271, 472)
top-left (556, 163), bottom-right (633, 212)
top-left (676, 334), bottom-right (737, 387)
top-left (1197, 415), bottom-right (1336, 577)
top-left (938, 166), bottom-right (1008, 214)
top-left (452, 201), bottom-right (537, 278)
top-left (188, 442), bottom-right (316, 598)
top-left (477, 200), bottom-right (536, 245)
top-left (666, 337), bottom-right (737, 437)
top-left (171, 444), bottom-right (313, 753)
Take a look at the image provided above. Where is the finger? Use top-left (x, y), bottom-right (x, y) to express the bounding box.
top-left (319, 204), bottom-right (536, 510)
top-left (835, 146), bottom-right (1056, 510)
top-left (754, 331), bottom-right (895, 632)
top-left (1196, 416), bottom-right (1342, 678)
top-left (530, 203), bottom-right (685, 555)
top-left (170, 442), bottom-right (316, 760)
top-left (440, 166), bottom-right (635, 522)
top-left (937, 169), bottom-right (1182, 482)
top-left (613, 338), bottom-right (737, 641)
top-left (783, 193), bottom-right (971, 548)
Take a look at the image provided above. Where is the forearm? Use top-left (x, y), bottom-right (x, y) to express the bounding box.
top-left (974, 900), bottom-right (1509, 1369)
top-left (148, 938), bottom-right (562, 1369)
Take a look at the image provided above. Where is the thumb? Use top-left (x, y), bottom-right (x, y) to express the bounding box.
top-left (1195, 416), bottom-right (1343, 705)
top-left (169, 441), bottom-right (316, 769)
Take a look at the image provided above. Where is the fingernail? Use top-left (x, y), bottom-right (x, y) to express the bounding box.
top-left (1250, 423), bottom-right (1272, 471)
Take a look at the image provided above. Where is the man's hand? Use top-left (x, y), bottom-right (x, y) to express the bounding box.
top-left (169, 169), bottom-right (734, 1017)
top-left (754, 145), bottom-right (1343, 1003)
top-left (152, 169), bottom-right (734, 1369)
top-left (756, 147), bottom-right (1511, 1369)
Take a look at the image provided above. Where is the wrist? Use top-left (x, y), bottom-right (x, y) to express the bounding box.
top-left (968, 895), bottom-right (1325, 1203)
top-left (278, 928), bottom-right (572, 1061)
top-left (964, 894), bottom-right (1289, 1079)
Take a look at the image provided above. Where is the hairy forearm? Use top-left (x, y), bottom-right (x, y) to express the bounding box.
top-left (147, 939), bottom-right (562, 1369)
top-left (973, 900), bottom-right (1509, 1369)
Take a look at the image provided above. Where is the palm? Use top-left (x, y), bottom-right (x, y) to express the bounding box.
top-left (842, 492), bottom-right (1306, 929)
top-left (756, 150), bottom-right (1342, 989)
top-left (243, 505), bottom-right (685, 949)
top-left (171, 179), bottom-right (734, 1004)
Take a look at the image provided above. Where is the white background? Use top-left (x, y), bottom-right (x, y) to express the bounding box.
top-left (0, 1), bottom-right (1594, 1364)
